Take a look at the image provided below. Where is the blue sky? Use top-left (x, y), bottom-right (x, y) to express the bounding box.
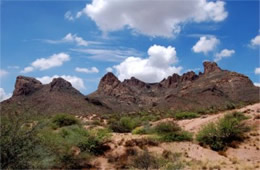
top-left (0, 0), bottom-right (259, 100)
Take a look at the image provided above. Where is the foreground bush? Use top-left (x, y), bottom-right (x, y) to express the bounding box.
top-left (52, 113), bottom-right (79, 128)
top-left (0, 114), bottom-right (46, 169)
top-left (196, 112), bottom-right (249, 151)
top-left (174, 112), bottom-right (199, 120)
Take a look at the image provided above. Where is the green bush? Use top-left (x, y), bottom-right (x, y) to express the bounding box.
top-left (159, 131), bottom-right (193, 142)
top-left (109, 116), bottom-right (141, 133)
top-left (52, 114), bottom-right (79, 128)
top-left (196, 112), bottom-right (250, 151)
top-left (154, 122), bottom-right (181, 134)
top-left (153, 122), bottom-right (192, 142)
top-left (174, 112), bottom-right (199, 120)
top-left (0, 114), bottom-right (47, 169)
top-left (131, 125), bottom-right (150, 135)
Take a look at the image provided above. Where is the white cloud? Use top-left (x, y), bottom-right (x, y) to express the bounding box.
top-left (214, 49), bottom-right (235, 62)
top-left (113, 45), bottom-right (182, 83)
top-left (192, 36), bottom-right (219, 54)
top-left (36, 75), bottom-right (85, 90)
top-left (106, 67), bottom-right (113, 72)
top-left (250, 35), bottom-right (260, 46)
top-left (255, 67), bottom-right (260, 75)
top-left (75, 67), bottom-right (99, 73)
top-left (254, 83), bottom-right (260, 87)
top-left (0, 88), bottom-right (12, 102)
top-left (21, 53), bottom-right (70, 73)
top-left (64, 11), bottom-right (74, 21)
top-left (70, 47), bottom-right (142, 62)
top-left (0, 69), bottom-right (8, 77)
top-left (7, 66), bottom-right (20, 69)
top-left (45, 33), bottom-right (88, 46)
top-left (21, 66), bottom-right (34, 73)
top-left (78, 0), bottom-right (227, 37)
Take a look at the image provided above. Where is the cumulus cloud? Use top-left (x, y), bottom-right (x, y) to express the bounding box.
top-left (21, 53), bottom-right (70, 73)
top-left (106, 67), bottom-right (113, 72)
top-left (255, 67), bottom-right (260, 75)
top-left (75, 67), bottom-right (99, 73)
top-left (78, 0), bottom-right (227, 37)
top-left (45, 33), bottom-right (88, 46)
top-left (36, 75), bottom-right (85, 90)
top-left (113, 45), bottom-right (182, 83)
top-left (64, 11), bottom-right (74, 21)
top-left (254, 83), bottom-right (260, 87)
top-left (250, 35), bottom-right (260, 46)
top-left (0, 88), bottom-right (12, 102)
top-left (192, 36), bottom-right (219, 54)
top-left (214, 49), bottom-right (235, 62)
top-left (0, 69), bottom-right (8, 77)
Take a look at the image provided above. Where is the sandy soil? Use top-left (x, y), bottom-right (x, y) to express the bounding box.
top-left (82, 103), bottom-right (260, 169)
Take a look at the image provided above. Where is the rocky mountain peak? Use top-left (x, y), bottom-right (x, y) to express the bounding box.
top-left (203, 61), bottom-right (222, 74)
top-left (181, 71), bottom-right (198, 82)
top-left (13, 76), bottom-right (43, 96)
top-left (50, 78), bottom-right (73, 92)
top-left (98, 72), bottom-right (120, 93)
top-left (123, 77), bottom-right (146, 88)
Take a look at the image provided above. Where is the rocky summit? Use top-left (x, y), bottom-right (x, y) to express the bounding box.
top-left (1, 62), bottom-right (259, 115)
top-left (87, 61), bottom-right (259, 113)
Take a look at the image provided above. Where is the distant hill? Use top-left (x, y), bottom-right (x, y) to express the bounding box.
top-left (1, 62), bottom-right (259, 115)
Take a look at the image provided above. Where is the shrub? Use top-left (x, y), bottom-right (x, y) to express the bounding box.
top-left (52, 114), bottom-right (79, 128)
top-left (132, 123), bottom-right (152, 134)
top-left (174, 112), bottom-right (199, 120)
top-left (109, 116), bottom-right (141, 133)
top-left (154, 122), bottom-right (181, 134)
top-left (196, 112), bottom-right (250, 151)
top-left (0, 114), bottom-right (45, 169)
top-left (132, 150), bottom-right (159, 170)
top-left (159, 131), bottom-right (193, 142)
top-left (153, 122), bottom-right (192, 142)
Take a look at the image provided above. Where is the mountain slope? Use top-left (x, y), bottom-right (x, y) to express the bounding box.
top-left (87, 62), bottom-right (259, 113)
top-left (1, 76), bottom-right (110, 115)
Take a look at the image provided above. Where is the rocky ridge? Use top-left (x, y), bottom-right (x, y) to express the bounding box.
top-left (1, 61), bottom-right (259, 115)
top-left (88, 61), bottom-right (259, 112)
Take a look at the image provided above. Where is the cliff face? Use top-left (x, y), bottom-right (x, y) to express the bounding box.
top-left (88, 61), bottom-right (259, 112)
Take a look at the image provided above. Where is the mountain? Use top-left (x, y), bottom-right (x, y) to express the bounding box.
top-left (87, 62), bottom-right (259, 113)
top-left (1, 62), bottom-right (259, 115)
top-left (1, 76), bottom-right (110, 115)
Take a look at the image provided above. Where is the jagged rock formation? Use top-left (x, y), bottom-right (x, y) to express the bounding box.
top-left (1, 77), bottom-right (110, 115)
top-left (1, 61), bottom-right (259, 115)
top-left (88, 62), bottom-right (259, 112)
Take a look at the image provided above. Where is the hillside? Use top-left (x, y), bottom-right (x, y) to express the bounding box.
top-left (1, 61), bottom-right (259, 115)
top-left (88, 61), bottom-right (259, 113)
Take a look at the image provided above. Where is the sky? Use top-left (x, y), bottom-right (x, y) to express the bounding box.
top-left (0, 0), bottom-right (260, 101)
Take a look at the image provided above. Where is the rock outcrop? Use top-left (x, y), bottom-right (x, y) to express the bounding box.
top-left (13, 76), bottom-right (43, 96)
top-left (88, 61), bottom-right (259, 112)
top-left (1, 61), bottom-right (259, 115)
top-left (203, 61), bottom-right (222, 74)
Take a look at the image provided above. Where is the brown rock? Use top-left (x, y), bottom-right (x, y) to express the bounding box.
top-left (203, 61), bottom-right (222, 74)
top-left (13, 76), bottom-right (42, 96)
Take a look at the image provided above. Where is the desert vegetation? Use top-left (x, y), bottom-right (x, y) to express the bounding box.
top-left (0, 113), bottom-right (110, 169)
top-left (1, 104), bottom-right (259, 169)
top-left (196, 112), bottom-right (250, 151)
